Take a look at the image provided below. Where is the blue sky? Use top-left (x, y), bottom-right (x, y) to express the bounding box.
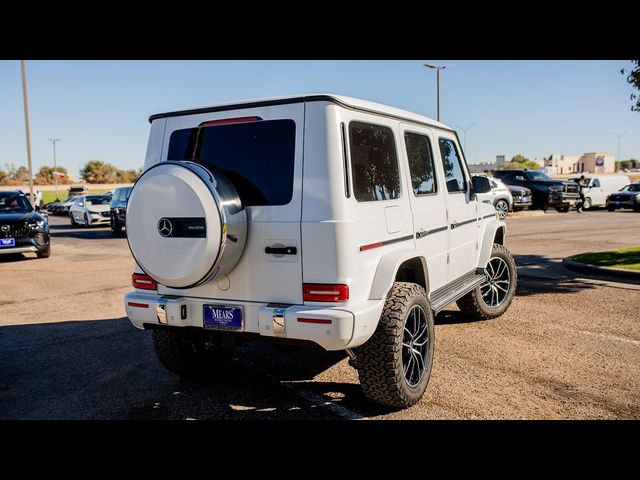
top-left (0, 60), bottom-right (638, 177)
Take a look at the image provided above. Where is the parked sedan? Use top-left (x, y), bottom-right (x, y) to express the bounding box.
top-left (57, 197), bottom-right (77, 216)
top-left (474, 175), bottom-right (513, 219)
top-left (606, 183), bottom-right (640, 212)
top-left (69, 195), bottom-right (112, 227)
top-left (509, 185), bottom-right (533, 211)
top-left (0, 190), bottom-right (50, 258)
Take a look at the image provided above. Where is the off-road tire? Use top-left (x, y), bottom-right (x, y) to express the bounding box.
top-left (354, 282), bottom-right (434, 408)
top-left (457, 243), bottom-right (516, 320)
top-left (153, 330), bottom-right (233, 380)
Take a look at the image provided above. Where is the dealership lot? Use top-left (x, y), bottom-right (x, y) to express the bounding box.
top-left (1, 211), bottom-right (639, 419)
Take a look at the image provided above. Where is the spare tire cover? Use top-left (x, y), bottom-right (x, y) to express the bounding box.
top-left (126, 161), bottom-right (247, 289)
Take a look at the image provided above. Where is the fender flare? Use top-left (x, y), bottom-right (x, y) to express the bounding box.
top-left (369, 249), bottom-right (429, 300)
top-left (477, 219), bottom-right (507, 269)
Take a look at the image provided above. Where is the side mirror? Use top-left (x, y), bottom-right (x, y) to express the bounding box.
top-left (471, 176), bottom-right (492, 195)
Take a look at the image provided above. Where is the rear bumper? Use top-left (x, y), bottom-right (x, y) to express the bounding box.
top-left (124, 291), bottom-right (384, 351)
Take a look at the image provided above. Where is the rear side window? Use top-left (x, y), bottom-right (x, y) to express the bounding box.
top-left (438, 138), bottom-right (466, 193)
top-left (349, 121), bottom-right (400, 202)
top-left (167, 119), bottom-right (296, 206)
top-left (404, 132), bottom-right (436, 196)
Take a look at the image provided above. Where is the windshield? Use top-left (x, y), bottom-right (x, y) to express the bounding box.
top-left (0, 192), bottom-right (33, 213)
top-left (525, 171), bottom-right (551, 181)
top-left (622, 184), bottom-right (640, 192)
top-left (85, 195), bottom-right (110, 206)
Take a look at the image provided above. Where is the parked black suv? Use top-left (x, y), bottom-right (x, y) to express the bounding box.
top-left (0, 190), bottom-right (50, 258)
top-left (110, 186), bottom-right (132, 233)
top-left (493, 170), bottom-right (579, 212)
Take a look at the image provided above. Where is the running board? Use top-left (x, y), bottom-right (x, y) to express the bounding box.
top-left (430, 269), bottom-right (488, 313)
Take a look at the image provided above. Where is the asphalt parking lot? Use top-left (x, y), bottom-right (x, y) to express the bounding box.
top-left (1, 210), bottom-right (639, 419)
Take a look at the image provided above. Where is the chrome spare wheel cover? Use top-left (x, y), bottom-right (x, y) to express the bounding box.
top-left (126, 161), bottom-right (247, 289)
top-left (402, 305), bottom-right (429, 387)
top-left (480, 257), bottom-right (510, 308)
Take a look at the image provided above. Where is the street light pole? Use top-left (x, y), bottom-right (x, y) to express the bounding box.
top-left (610, 131), bottom-right (628, 166)
top-left (48, 139), bottom-right (62, 201)
top-left (19, 60), bottom-right (35, 206)
top-left (455, 123), bottom-right (475, 154)
top-left (424, 63), bottom-right (453, 121)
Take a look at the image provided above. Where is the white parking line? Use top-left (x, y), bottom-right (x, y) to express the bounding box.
top-left (575, 329), bottom-right (640, 347)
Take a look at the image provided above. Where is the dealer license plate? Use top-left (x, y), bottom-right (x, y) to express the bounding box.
top-left (0, 238), bottom-right (15, 247)
top-left (203, 305), bottom-right (243, 330)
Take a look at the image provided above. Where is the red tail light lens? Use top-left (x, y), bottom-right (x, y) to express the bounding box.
top-left (303, 284), bottom-right (349, 302)
top-left (199, 116), bottom-right (262, 127)
top-left (132, 273), bottom-right (157, 291)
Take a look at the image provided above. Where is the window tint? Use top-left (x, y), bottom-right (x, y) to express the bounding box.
top-left (404, 132), bottom-right (436, 196)
top-left (349, 122), bottom-right (400, 202)
top-left (168, 119), bottom-right (296, 206)
top-left (438, 138), bottom-right (466, 193)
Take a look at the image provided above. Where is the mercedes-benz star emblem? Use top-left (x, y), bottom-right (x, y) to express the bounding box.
top-left (1, 225), bottom-right (9, 232)
top-left (157, 218), bottom-right (173, 237)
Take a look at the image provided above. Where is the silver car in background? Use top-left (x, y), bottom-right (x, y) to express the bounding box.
top-left (474, 174), bottom-right (513, 219)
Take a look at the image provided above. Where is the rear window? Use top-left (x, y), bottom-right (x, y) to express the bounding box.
top-left (167, 119), bottom-right (296, 206)
top-left (349, 121), bottom-right (400, 202)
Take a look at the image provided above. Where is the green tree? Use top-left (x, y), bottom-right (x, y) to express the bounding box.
top-left (496, 160), bottom-right (541, 170)
top-left (511, 154), bottom-right (529, 164)
top-left (80, 160), bottom-right (119, 183)
top-left (621, 60), bottom-right (640, 112)
top-left (35, 165), bottom-right (71, 185)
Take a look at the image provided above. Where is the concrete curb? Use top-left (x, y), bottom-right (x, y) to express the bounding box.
top-left (562, 257), bottom-right (640, 282)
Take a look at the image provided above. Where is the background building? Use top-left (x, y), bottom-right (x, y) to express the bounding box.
top-left (546, 152), bottom-right (615, 174)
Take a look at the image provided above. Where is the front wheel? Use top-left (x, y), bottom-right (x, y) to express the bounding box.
top-left (84, 213), bottom-right (90, 228)
top-left (457, 244), bottom-right (517, 320)
top-left (494, 199), bottom-right (509, 219)
top-left (354, 282), bottom-right (435, 408)
top-left (583, 197), bottom-right (592, 210)
top-left (607, 205), bottom-right (616, 212)
top-left (36, 245), bottom-right (50, 258)
top-left (70, 213), bottom-right (77, 226)
top-left (555, 206), bottom-right (569, 212)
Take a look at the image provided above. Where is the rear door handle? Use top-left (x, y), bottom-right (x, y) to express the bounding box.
top-left (451, 221), bottom-right (459, 229)
top-left (265, 246), bottom-right (297, 255)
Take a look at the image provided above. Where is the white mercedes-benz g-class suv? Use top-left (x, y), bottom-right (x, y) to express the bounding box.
top-left (124, 94), bottom-right (516, 408)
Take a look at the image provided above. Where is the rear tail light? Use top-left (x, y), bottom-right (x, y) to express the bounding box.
top-left (303, 284), bottom-right (349, 302)
top-left (132, 273), bottom-right (157, 291)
